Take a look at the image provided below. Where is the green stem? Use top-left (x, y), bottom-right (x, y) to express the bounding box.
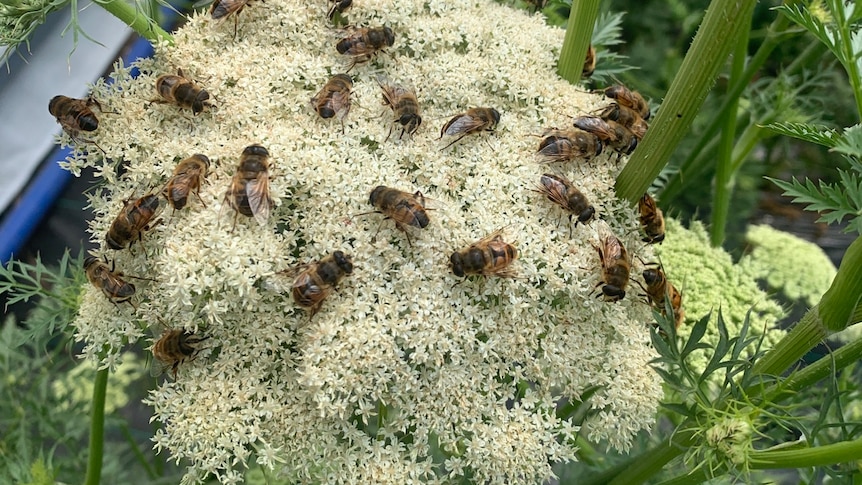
top-left (758, 334), bottom-right (862, 405)
top-left (819, 236), bottom-right (862, 332)
top-left (94, 0), bottom-right (173, 44)
top-left (749, 437), bottom-right (862, 468)
top-left (573, 434), bottom-right (601, 467)
top-left (729, 124), bottom-right (767, 173)
top-left (659, 27), bottom-right (823, 203)
top-left (557, 0), bottom-right (599, 86)
top-left (581, 431), bottom-right (695, 485)
top-left (750, 306), bottom-right (827, 378)
top-left (120, 423), bottom-right (158, 480)
top-left (655, 466), bottom-right (722, 485)
top-left (728, 241), bottom-right (862, 469)
top-left (831, 0), bottom-right (862, 118)
top-left (84, 367), bottom-right (109, 485)
top-left (710, 25), bottom-right (749, 247)
top-left (615, 0), bottom-right (757, 202)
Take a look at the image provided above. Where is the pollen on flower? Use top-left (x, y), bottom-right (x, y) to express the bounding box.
top-left (67, 0), bottom-right (664, 482)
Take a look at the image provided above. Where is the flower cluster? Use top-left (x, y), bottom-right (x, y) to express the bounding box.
top-left (63, 0), bottom-right (664, 482)
top-left (51, 351), bottom-right (144, 414)
top-left (739, 224), bottom-right (836, 307)
top-left (688, 409), bottom-right (757, 478)
top-left (655, 219), bottom-right (786, 373)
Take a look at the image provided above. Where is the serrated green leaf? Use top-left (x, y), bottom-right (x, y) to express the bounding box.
top-left (761, 121), bottom-right (839, 147)
top-left (832, 123), bottom-right (862, 157)
top-left (766, 176), bottom-right (862, 234)
top-left (653, 306), bottom-right (678, 341)
top-left (730, 310), bottom-right (753, 362)
top-left (853, 29), bottom-right (862, 75)
top-left (839, 169), bottom-right (862, 208)
top-left (776, 4), bottom-right (840, 59)
top-left (586, 11), bottom-right (637, 85)
top-left (591, 11), bottom-right (624, 48)
top-left (850, 0), bottom-right (862, 23)
top-left (650, 329), bottom-right (674, 359)
top-left (653, 367), bottom-right (682, 389)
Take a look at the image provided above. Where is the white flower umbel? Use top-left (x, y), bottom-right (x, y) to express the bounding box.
top-left (64, 0), bottom-right (663, 481)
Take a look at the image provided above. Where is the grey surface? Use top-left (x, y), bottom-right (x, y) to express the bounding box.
top-left (0, 4), bottom-right (131, 213)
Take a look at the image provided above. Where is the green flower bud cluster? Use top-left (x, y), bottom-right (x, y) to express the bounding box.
top-left (655, 219), bottom-right (786, 373)
top-left (740, 224), bottom-right (836, 307)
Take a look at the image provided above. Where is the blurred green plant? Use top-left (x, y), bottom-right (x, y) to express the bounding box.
top-left (760, 1), bottom-right (862, 237)
top-left (546, 0), bottom-right (862, 482)
top-left (0, 250), bottom-right (86, 344)
top-left (0, 254), bottom-right (183, 484)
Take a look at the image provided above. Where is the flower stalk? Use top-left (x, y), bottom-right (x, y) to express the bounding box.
top-left (758, 333), bottom-right (862, 405)
top-left (711, 23), bottom-right (750, 247)
top-left (659, 38), bottom-right (823, 202)
top-left (750, 306), bottom-right (826, 378)
top-left (581, 430), bottom-right (695, 485)
top-left (94, 0), bottom-right (173, 43)
top-left (819, 236), bottom-right (862, 332)
top-left (748, 437), bottom-right (862, 469)
top-left (830, 0), bottom-right (862, 118)
top-left (615, 0), bottom-right (757, 202)
top-left (84, 366), bottom-right (109, 485)
top-left (557, 0), bottom-right (599, 86)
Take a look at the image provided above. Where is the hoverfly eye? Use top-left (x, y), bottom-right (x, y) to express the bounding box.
top-left (80, 115), bottom-right (99, 131)
top-left (450, 253), bottom-right (464, 277)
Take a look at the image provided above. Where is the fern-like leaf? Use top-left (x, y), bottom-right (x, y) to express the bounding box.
top-left (775, 4), bottom-right (839, 58)
top-left (0, 250), bottom-right (86, 347)
top-left (761, 121), bottom-right (840, 148)
top-left (591, 11), bottom-right (624, 48)
top-left (587, 11), bottom-right (636, 85)
top-left (831, 123), bottom-right (862, 158)
top-left (767, 175), bottom-right (862, 234)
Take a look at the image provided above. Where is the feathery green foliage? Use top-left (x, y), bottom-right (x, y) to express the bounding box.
top-left (0, 250), bottom-right (86, 345)
top-left (765, 1), bottom-right (862, 236)
top-left (767, 124), bottom-right (862, 235)
top-left (586, 11), bottom-right (634, 85)
top-left (761, 121), bottom-right (840, 148)
top-left (775, 0), bottom-right (862, 116)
